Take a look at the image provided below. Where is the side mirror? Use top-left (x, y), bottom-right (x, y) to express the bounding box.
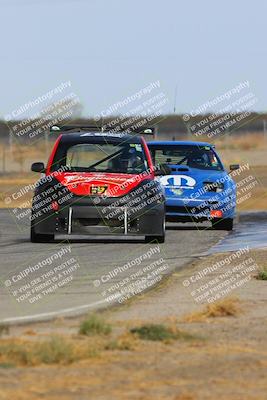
top-left (31, 162), bottom-right (45, 173)
top-left (154, 163), bottom-right (172, 176)
top-left (229, 164), bottom-right (240, 171)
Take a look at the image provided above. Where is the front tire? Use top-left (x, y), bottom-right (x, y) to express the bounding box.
top-left (145, 234), bottom-right (165, 243)
top-left (212, 218), bottom-right (233, 231)
top-left (30, 220), bottom-right (54, 243)
top-left (145, 219), bottom-right (165, 243)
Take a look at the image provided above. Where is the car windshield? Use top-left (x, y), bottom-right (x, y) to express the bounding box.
top-left (149, 145), bottom-right (223, 171)
top-left (51, 142), bottom-right (148, 174)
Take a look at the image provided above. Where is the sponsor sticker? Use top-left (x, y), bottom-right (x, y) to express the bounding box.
top-left (90, 185), bottom-right (108, 195)
top-left (160, 175), bottom-right (196, 189)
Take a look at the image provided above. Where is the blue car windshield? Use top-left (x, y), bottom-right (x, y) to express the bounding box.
top-left (149, 145), bottom-right (224, 171)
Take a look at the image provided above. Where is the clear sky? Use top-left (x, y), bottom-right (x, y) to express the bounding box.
top-left (0, 0), bottom-right (266, 118)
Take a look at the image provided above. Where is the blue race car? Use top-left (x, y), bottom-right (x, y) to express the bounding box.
top-left (148, 141), bottom-right (239, 230)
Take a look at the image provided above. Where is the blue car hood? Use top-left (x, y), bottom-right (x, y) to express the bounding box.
top-left (158, 167), bottom-right (228, 199)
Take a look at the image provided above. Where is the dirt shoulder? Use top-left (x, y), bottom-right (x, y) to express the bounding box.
top-left (1, 248), bottom-right (267, 400)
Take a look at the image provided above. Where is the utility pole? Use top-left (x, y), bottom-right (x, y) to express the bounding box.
top-left (173, 84), bottom-right (178, 114)
top-left (2, 146), bottom-right (5, 173)
top-left (9, 128), bottom-right (13, 161)
top-left (154, 124), bottom-right (158, 141)
top-left (173, 84), bottom-right (178, 141)
top-left (45, 130), bottom-right (49, 159)
top-left (263, 119), bottom-right (267, 145)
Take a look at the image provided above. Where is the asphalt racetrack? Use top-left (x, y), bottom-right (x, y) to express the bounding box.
top-left (0, 208), bottom-right (228, 323)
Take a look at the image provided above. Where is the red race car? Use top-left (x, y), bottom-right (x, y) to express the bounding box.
top-left (30, 125), bottom-right (168, 243)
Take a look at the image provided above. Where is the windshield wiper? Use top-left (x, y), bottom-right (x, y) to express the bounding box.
top-left (176, 156), bottom-right (188, 165)
top-left (87, 148), bottom-right (123, 170)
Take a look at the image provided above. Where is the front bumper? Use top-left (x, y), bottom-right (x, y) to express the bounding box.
top-left (32, 194), bottom-right (165, 237)
top-left (165, 194), bottom-right (236, 222)
top-left (55, 203), bottom-right (164, 236)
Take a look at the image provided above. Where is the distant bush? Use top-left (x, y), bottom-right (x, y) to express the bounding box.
top-left (79, 314), bottom-right (112, 336)
top-left (130, 324), bottom-right (194, 342)
top-left (256, 269), bottom-right (267, 280)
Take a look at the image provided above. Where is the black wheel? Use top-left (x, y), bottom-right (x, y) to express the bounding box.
top-left (30, 220), bottom-right (54, 243)
top-left (212, 218), bottom-right (233, 231)
top-left (145, 234), bottom-right (165, 244)
top-left (145, 220), bottom-right (165, 243)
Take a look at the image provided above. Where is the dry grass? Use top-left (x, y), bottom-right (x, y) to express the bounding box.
top-left (0, 316), bottom-right (129, 367)
top-left (183, 297), bottom-right (241, 322)
top-left (105, 332), bottom-right (138, 351)
top-left (0, 335), bottom-right (102, 367)
top-left (0, 318), bottom-right (199, 367)
top-left (214, 133), bottom-right (267, 151)
top-left (237, 187), bottom-right (267, 210)
top-left (0, 173), bottom-right (36, 207)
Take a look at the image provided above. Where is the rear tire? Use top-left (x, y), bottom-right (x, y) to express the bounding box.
top-left (212, 218), bottom-right (233, 231)
top-left (31, 221), bottom-right (54, 243)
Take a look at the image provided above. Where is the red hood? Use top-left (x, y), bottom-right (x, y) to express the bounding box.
top-left (52, 172), bottom-right (152, 197)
